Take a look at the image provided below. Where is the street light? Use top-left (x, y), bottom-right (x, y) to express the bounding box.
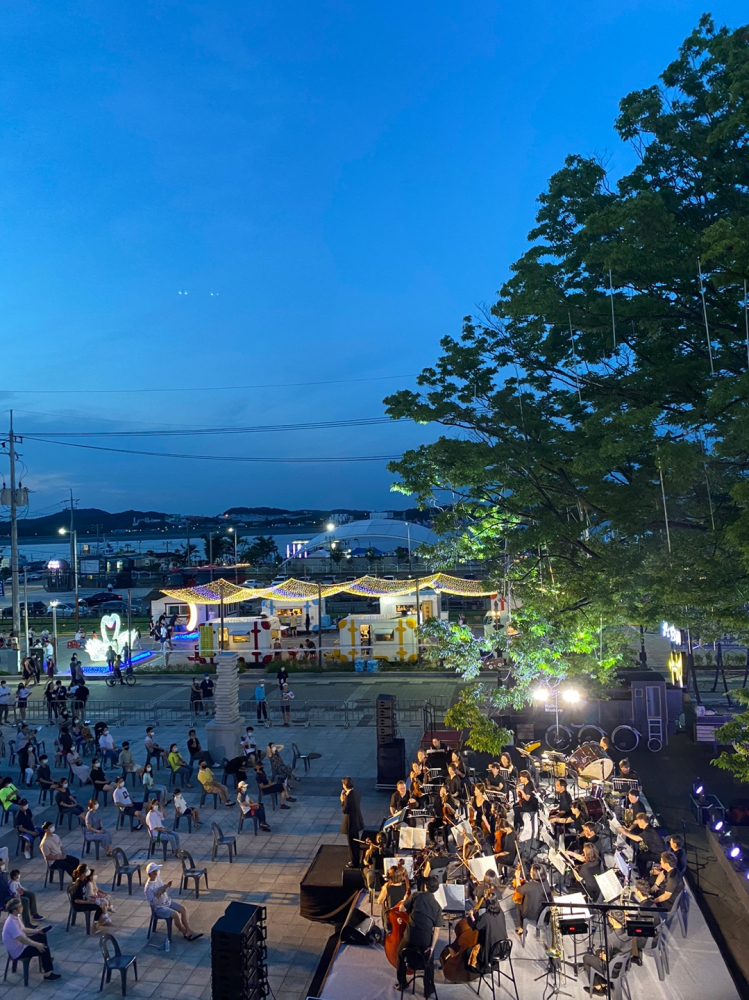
top-left (58, 527), bottom-right (79, 625)
top-left (326, 522), bottom-right (335, 532)
top-left (49, 600), bottom-right (59, 661)
top-left (227, 527), bottom-right (239, 583)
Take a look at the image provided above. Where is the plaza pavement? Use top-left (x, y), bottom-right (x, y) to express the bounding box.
top-left (0, 711), bottom-right (424, 1000)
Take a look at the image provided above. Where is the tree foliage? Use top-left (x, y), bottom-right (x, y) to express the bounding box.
top-left (714, 689), bottom-right (749, 781)
top-left (386, 16), bottom-right (749, 641)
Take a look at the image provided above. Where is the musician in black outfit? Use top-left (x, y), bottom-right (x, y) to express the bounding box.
top-left (485, 763), bottom-right (506, 793)
top-left (624, 788), bottom-right (645, 820)
top-left (621, 813), bottom-right (665, 876)
top-left (390, 781), bottom-right (410, 816)
top-left (581, 910), bottom-right (630, 992)
top-left (443, 765), bottom-right (462, 802)
top-left (499, 752), bottom-right (518, 785)
top-left (667, 834), bottom-right (688, 877)
top-left (630, 879), bottom-right (662, 963)
top-left (618, 758), bottom-right (639, 783)
top-left (474, 894), bottom-right (508, 964)
top-left (396, 876), bottom-right (444, 996)
top-left (340, 776), bottom-right (364, 868)
top-left (576, 844), bottom-right (604, 900)
top-left (514, 865), bottom-right (548, 933)
top-left (650, 851), bottom-right (684, 909)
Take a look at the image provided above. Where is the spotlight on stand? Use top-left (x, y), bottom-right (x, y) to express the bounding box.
top-left (728, 845), bottom-right (742, 860)
top-left (562, 689), bottom-right (582, 704)
top-left (713, 819), bottom-right (725, 833)
top-left (692, 779), bottom-right (704, 797)
top-left (533, 688), bottom-right (549, 702)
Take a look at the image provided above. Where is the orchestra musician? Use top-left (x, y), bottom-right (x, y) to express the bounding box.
top-left (427, 737), bottom-right (444, 753)
top-left (449, 751), bottom-right (466, 781)
top-left (444, 764), bottom-right (463, 802)
top-left (574, 843), bottom-right (604, 900)
top-left (469, 783), bottom-right (492, 835)
top-left (649, 851), bottom-right (684, 909)
top-left (377, 863), bottom-right (410, 932)
top-left (340, 776), bottom-right (364, 869)
top-left (493, 820), bottom-right (517, 873)
top-left (395, 876), bottom-right (444, 996)
top-left (548, 777), bottom-right (573, 824)
top-left (362, 831), bottom-right (388, 894)
top-left (472, 870), bottom-right (500, 908)
top-left (513, 864), bottom-right (548, 935)
top-left (390, 780), bottom-right (412, 816)
top-left (620, 813), bottom-right (665, 876)
top-left (408, 764), bottom-right (425, 803)
top-left (581, 910), bottom-right (631, 994)
top-left (618, 757), bottom-right (639, 783)
top-left (666, 833), bottom-right (687, 877)
top-left (427, 785), bottom-right (456, 850)
top-left (499, 752), bottom-right (518, 785)
top-left (473, 893), bottom-right (508, 964)
top-left (629, 878), bottom-right (662, 964)
top-left (564, 799), bottom-right (589, 843)
top-left (599, 735), bottom-right (612, 756)
top-left (485, 762), bottom-right (506, 793)
top-left (514, 771), bottom-right (540, 835)
top-left (623, 788), bottom-right (646, 825)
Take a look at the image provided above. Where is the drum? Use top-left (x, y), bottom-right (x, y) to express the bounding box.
top-left (566, 742), bottom-right (613, 781)
top-left (585, 797), bottom-right (604, 823)
top-left (541, 754), bottom-right (567, 778)
top-left (588, 782), bottom-right (604, 800)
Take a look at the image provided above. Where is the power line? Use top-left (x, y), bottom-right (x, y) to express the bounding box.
top-left (23, 436), bottom-right (401, 464)
top-left (1, 373), bottom-right (418, 395)
top-left (21, 416), bottom-right (401, 438)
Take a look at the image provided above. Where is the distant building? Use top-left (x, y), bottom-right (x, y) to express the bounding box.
top-left (299, 517), bottom-right (437, 557)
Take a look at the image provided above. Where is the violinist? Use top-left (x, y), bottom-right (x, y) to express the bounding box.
top-left (493, 820), bottom-right (517, 873)
top-left (513, 771), bottom-right (539, 831)
top-left (472, 870), bottom-right (499, 909)
top-left (469, 782), bottom-right (492, 836)
top-left (485, 762), bottom-right (506, 793)
top-left (396, 876), bottom-right (444, 996)
top-left (444, 764), bottom-right (463, 802)
top-left (428, 785), bottom-right (456, 850)
top-left (499, 752), bottom-right (518, 785)
top-left (462, 826), bottom-right (486, 867)
top-left (513, 864), bottom-right (548, 935)
top-left (449, 751), bottom-right (466, 782)
top-left (363, 832), bottom-right (388, 894)
top-left (408, 764), bottom-right (425, 805)
top-left (490, 801), bottom-right (508, 841)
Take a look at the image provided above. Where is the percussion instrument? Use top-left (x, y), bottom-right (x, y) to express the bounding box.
top-left (584, 797), bottom-right (604, 823)
top-left (566, 742), bottom-right (613, 781)
top-left (542, 754), bottom-right (567, 778)
top-left (588, 781), bottom-right (604, 800)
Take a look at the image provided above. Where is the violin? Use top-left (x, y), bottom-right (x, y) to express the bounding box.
top-left (512, 865), bottom-right (526, 905)
top-left (440, 917), bottom-right (480, 984)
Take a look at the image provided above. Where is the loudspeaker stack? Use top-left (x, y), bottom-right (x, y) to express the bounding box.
top-left (211, 901), bottom-right (269, 1000)
top-left (376, 694), bottom-right (405, 789)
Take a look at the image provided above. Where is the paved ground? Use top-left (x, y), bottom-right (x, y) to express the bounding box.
top-left (0, 711), bottom-right (422, 1000)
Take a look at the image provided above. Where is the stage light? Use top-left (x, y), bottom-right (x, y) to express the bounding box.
top-left (729, 845), bottom-right (742, 859)
top-left (713, 819), bottom-right (724, 832)
top-left (693, 780), bottom-right (704, 796)
top-left (562, 689), bottom-right (581, 704)
top-left (533, 688), bottom-right (549, 702)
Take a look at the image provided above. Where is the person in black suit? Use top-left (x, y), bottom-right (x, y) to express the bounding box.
top-left (340, 776), bottom-right (364, 868)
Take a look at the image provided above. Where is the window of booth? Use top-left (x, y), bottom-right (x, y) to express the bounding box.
top-left (166, 604), bottom-right (190, 616)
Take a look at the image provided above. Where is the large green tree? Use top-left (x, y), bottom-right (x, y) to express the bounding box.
top-left (386, 16), bottom-right (749, 649)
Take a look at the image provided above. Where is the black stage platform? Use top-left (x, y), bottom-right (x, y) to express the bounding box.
top-left (300, 845), bottom-right (365, 924)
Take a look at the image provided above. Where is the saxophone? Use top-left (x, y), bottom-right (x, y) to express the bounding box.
top-left (546, 906), bottom-right (565, 981)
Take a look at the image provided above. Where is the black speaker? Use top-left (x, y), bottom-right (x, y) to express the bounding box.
top-left (376, 694), bottom-right (397, 743)
top-left (342, 867), bottom-right (365, 891)
top-left (341, 906), bottom-right (375, 944)
top-left (376, 738), bottom-right (405, 789)
top-left (211, 902), bottom-right (269, 1000)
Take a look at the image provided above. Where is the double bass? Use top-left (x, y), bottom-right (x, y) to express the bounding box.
top-left (384, 901), bottom-right (409, 968)
top-left (440, 917), bottom-right (480, 984)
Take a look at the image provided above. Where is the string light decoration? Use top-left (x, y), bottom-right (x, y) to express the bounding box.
top-left (162, 572), bottom-right (498, 605)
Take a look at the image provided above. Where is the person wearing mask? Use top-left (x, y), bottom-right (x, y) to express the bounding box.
top-left (340, 776), bottom-right (364, 869)
top-left (84, 799), bottom-right (113, 856)
top-left (144, 863), bottom-right (202, 941)
top-left (98, 726), bottom-right (120, 767)
top-left (395, 876), bottom-right (444, 995)
top-left (14, 800), bottom-right (42, 860)
top-left (241, 726), bottom-right (258, 758)
top-left (167, 744), bottom-right (193, 787)
top-left (197, 761), bottom-right (234, 806)
top-left (59, 726), bottom-right (74, 757)
top-left (15, 682), bottom-right (31, 721)
top-left (70, 865), bottom-right (109, 930)
top-left (90, 759), bottom-right (116, 798)
top-left (142, 763), bottom-right (168, 803)
top-left (236, 781), bottom-right (271, 832)
top-left (112, 777), bottom-right (146, 829)
top-left (255, 680), bottom-right (268, 722)
top-left (36, 755), bottom-right (54, 800)
top-left (187, 729), bottom-right (213, 765)
top-left (116, 741), bottom-right (140, 780)
top-left (280, 682), bottom-right (293, 726)
top-left (8, 869), bottom-right (45, 926)
top-left (144, 727), bottom-right (169, 766)
top-left (199, 673), bottom-right (215, 713)
top-left (145, 800), bottom-right (181, 856)
top-left (189, 678), bottom-right (204, 715)
top-left (276, 665), bottom-right (289, 691)
top-left (40, 821), bottom-right (80, 877)
top-left (2, 898), bottom-right (60, 981)
top-left (254, 763), bottom-right (291, 809)
top-left (0, 677), bottom-right (11, 723)
top-left (55, 779), bottom-right (84, 820)
top-left (173, 788), bottom-right (201, 830)
top-left (66, 749), bottom-right (91, 786)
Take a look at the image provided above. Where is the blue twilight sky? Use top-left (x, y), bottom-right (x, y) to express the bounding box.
top-left (0, 1), bottom-right (745, 517)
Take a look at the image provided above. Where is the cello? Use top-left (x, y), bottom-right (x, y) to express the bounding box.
top-left (384, 901), bottom-right (409, 968)
top-left (440, 916), bottom-right (480, 984)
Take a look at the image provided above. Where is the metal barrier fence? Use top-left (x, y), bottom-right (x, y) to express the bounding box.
top-left (11, 696), bottom-right (450, 730)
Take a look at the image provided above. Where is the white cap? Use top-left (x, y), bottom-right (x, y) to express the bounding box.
top-left (238, 781), bottom-right (248, 790)
top-left (146, 863), bottom-right (162, 873)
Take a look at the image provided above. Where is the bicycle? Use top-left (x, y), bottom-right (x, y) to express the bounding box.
top-left (105, 666), bottom-right (136, 688)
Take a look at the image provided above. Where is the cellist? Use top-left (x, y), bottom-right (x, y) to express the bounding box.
top-left (493, 819), bottom-right (517, 875)
top-left (513, 864), bottom-right (548, 937)
top-left (427, 785), bottom-right (456, 851)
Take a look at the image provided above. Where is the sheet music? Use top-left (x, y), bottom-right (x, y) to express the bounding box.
top-left (595, 869), bottom-right (623, 902)
top-left (434, 883), bottom-right (466, 911)
top-left (608, 816), bottom-right (623, 834)
top-left (383, 856), bottom-right (414, 877)
top-left (398, 827), bottom-right (427, 850)
top-left (469, 855), bottom-right (499, 882)
top-left (553, 892), bottom-right (591, 920)
top-left (548, 847), bottom-right (568, 875)
top-left (452, 820), bottom-right (473, 847)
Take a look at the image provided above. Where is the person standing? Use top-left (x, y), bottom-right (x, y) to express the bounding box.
top-left (304, 612), bottom-right (311, 635)
top-left (2, 898), bottom-right (61, 981)
top-left (0, 677), bottom-right (11, 722)
top-left (200, 673), bottom-right (215, 714)
top-left (340, 777), bottom-right (364, 869)
top-left (190, 678), bottom-right (204, 716)
top-left (255, 680), bottom-right (268, 722)
top-left (396, 877), bottom-right (444, 995)
top-left (280, 682), bottom-right (293, 727)
top-left (15, 682), bottom-right (31, 722)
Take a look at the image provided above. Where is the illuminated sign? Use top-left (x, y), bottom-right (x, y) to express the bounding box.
top-left (661, 621), bottom-right (682, 645)
top-left (85, 613), bottom-right (139, 663)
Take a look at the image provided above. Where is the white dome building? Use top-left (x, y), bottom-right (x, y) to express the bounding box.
top-left (300, 517), bottom-right (437, 557)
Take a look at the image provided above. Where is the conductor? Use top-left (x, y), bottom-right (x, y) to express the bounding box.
top-left (340, 776), bottom-right (364, 869)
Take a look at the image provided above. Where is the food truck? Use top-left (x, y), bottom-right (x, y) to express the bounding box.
top-left (260, 595), bottom-right (329, 633)
top-left (198, 616), bottom-right (277, 664)
top-left (336, 613), bottom-right (419, 663)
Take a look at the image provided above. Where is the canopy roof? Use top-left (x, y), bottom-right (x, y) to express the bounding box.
top-left (162, 572), bottom-right (497, 604)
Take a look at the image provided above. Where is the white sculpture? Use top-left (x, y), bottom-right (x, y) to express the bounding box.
top-left (85, 614), bottom-right (138, 663)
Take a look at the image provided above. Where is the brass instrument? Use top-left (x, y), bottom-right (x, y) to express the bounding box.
top-left (546, 906), bottom-right (565, 981)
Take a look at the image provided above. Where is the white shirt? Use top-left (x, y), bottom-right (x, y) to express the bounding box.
top-left (241, 735), bottom-right (256, 753)
top-left (113, 787), bottom-right (132, 808)
top-left (173, 794), bottom-right (188, 816)
top-left (144, 875), bottom-right (171, 907)
top-left (146, 809), bottom-right (165, 835)
top-left (8, 879), bottom-right (22, 897)
top-left (2, 912), bottom-right (25, 959)
top-left (99, 733), bottom-right (115, 750)
top-left (0, 685), bottom-right (11, 706)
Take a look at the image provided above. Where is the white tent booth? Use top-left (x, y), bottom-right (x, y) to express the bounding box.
top-left (260, 594), bottom-right (329, 633)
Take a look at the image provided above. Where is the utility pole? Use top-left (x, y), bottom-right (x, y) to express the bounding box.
top-left (8, 412), bottom-right (20, 636)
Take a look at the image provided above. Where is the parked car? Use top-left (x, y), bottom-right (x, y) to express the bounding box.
top-left (1, 600), bottom-right (49, 618)
top-left (86, 591), bottom-right (123, 607)
top-left (270, 577), bottom-right (286, 586)
top-left (242, 579), bottom-right (262, 588)
top-left (50, 602), bottom-right (78, 618)
top-left (95, 600), bottom-right (130, 615)
top-left (321, 576), bottom-right (336, 585)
